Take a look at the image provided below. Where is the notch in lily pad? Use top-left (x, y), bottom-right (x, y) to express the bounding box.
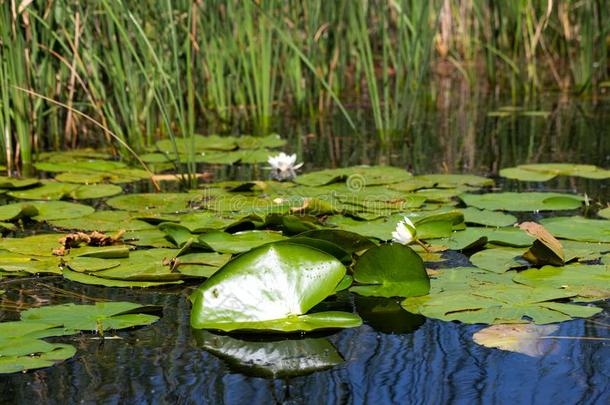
top-left (190, 243), bottom-right (362, 332)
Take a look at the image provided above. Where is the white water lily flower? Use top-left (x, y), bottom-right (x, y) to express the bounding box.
top-left (392, 216), bottom-right (417, 244)
top-left (268, 152), bottom-right (303, 181)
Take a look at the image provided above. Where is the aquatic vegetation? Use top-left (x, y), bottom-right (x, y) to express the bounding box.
top-left (0, 302), bottom-right (158, 374)
top-left (190, 243), bottom-right (362, 332)
top-left (0, 159), bottom-right (608, 376)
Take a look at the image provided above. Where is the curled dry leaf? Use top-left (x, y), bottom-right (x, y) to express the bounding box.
top-left (473, 323), bottom-right (559, 357)
top-left (518, 221), bottom-right (565, 266)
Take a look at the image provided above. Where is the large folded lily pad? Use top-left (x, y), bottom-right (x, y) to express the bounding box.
top-left (350, 244), bottom-right (430, 297)
top-left (190, 243), bottom-right (362, 332)
top-left (460, 192), bottom-right (583, 211)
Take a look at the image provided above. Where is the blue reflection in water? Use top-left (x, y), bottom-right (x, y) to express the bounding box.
top-left (0, 286), bottom-right (608, 405)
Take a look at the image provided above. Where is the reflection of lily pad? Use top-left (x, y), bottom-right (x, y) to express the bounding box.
top-left (354, 295), bottom-right (425, 334)
top-left (194, 331), bottom-right (342, 378)
top-left (190, 243), bottom-right (362, 332)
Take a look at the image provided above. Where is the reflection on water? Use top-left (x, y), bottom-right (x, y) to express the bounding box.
top-left (0, 279), bottom-right (608, 404)
top-left (1, 93), bottom-right (610, 404)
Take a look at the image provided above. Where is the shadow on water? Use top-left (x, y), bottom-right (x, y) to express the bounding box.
top-left (1, 93), bottom-right (609, 404)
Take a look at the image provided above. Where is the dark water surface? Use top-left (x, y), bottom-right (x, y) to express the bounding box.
top-left (1, 94), bottom-right (610, 404)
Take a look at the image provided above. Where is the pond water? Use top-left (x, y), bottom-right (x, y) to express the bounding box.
top-left (1, 95), bottom-right (609, 404)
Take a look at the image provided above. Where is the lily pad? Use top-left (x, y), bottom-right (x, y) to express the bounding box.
top-left (8, 182), bottom-right (122, 200)
top-left (295, 166), bottom-right (411, 187)
top-left (402, 284), bottom-right (602, 324)
top-left (107, 193), bottom-right (194, 213)
top-left (190, 243), bottom-right (362, 332)
top-left (0, 234), bottom-right (63, 257)
top-left (500, 163), bottom-right (610, 181)
top-left (513, 263), bottom-right (610, 301)
top-left (460, 192), bottom-right (583, 211)
top-left (49, 210), bottom-right (155, 232)
top-left (0, 177), bottom-right (39, 189)
top-left (598, 207), bottom-right (610, 220)
top-left (62, 268), bottom-right (183, 287)
top-left (350, 243), bottom-right (430, 298)
top-left (460, 207), bottom-right (517, 227)
top-left (414, 174), bottom-right (494, 188)
top-left (20, 302), bottom-right (160, 333)
top-left (539, 216), bottom-right (610, 243)
top-left (469, 247), bottom-right (528, 273)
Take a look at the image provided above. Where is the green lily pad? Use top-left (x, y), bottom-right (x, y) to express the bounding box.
top-left (350, 243), bottom-right (430, 298)
top-left (598, 207), bottom-right (610, 219)
top-left (162, 224), bottom-right (287, 253)
top-left (499, 167), bottom-right (557, 182)
top-left (236, 134), bottom-right (286, 149)
top-left (156, 135), bottom-right (238, 154)
top-left (500, 163), bottom-right (610, 181)
top-left (414, 174), bottom-right (494, 188)
top-left (539, 216), bottom-right (610, 243)
top-left (0, 177), bottom-right (39, 189)
top-left (0, 234), bottom-right (63, 257)
top-left (402, 284), bottom-right (601, 324)
top-left (49, 210), bottom-right (155, 232)
top-left (8, 182), bottom-right (122, 200)
top-left (460, 192), bottom-right (583, 211)
top-left (62, 268), bottom-right (183, 287)
top-left (513, 263), bottom-right (610, 301)
top-left (194, 331), bottom-right (342, 378)
top-left (470, 247), bottom-right (528, 273)
top-left (0, 201), bottom-right (94, 222)
top-left (295, 166), bottom-right (411, 187)
top-left (21, 302), bottom-right (159, 333)
top-left (190, 243), bottom-right (362, 332)
top-left (107, 193), bottom-right (194, 213)
top-left (35, 160), bottom-right (127, 173)
top-left (460, 207), bottom-right (517, 227)
top-left (29, 201), bottom-right (95, 221)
